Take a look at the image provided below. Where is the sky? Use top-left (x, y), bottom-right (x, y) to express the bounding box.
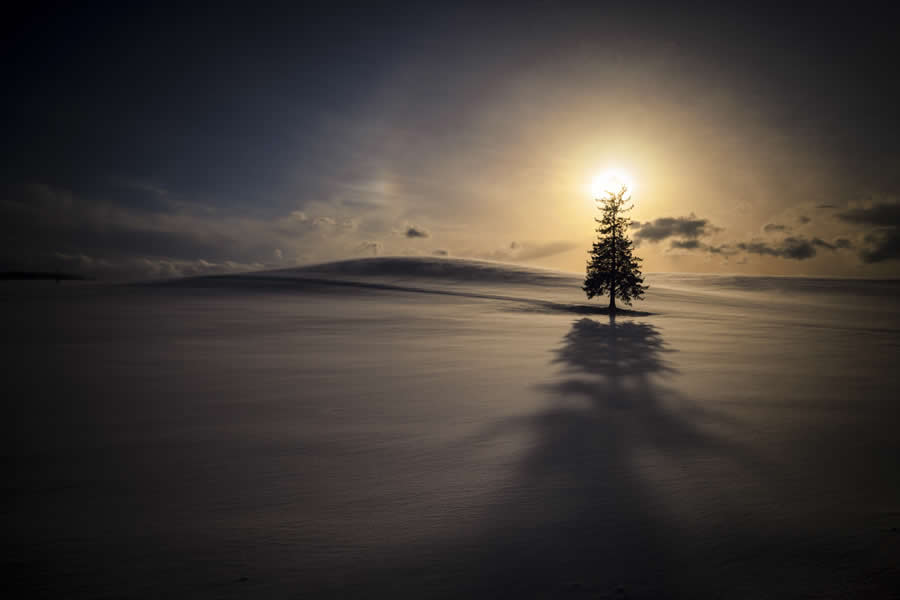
top-left (3, 1), bottom-right (900, 279)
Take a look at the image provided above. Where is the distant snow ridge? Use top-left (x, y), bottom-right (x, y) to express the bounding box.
top-left (274, 257), bottom-right (578, 286)
top-left (152, 257), bottom-right (635, 316)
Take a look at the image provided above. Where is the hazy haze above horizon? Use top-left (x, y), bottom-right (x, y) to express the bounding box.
top-left (3, 2), bottom-right (900, 279)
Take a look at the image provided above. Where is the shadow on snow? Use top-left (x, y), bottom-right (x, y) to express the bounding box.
top-left (156, 273), bottom-right (656, 317)
top-left (437, 315), bottom-right (766, 598)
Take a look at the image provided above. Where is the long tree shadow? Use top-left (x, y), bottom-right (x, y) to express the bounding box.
top-left (551, 316), bottom-right (673, 377)
top-left (340, 317), bottom-right (773, 598)
top-left (440, 316), bottom-right (773, 598)
top-left (543, 316), bottom-right (755, 460)
top-left (491, 316), bottom-right (681, 596)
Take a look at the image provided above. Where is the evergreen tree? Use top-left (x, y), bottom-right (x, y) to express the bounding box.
top-left (583, 185), bottom-right (647, 311)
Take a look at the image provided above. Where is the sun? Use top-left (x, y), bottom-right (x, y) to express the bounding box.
top-left (589, 167), bottom-right (635, 199)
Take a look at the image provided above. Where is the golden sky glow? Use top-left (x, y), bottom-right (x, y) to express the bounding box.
top-left (589, 168), bottom-right (636, 200)
top-left (4, 4), bottom-right (898, 280)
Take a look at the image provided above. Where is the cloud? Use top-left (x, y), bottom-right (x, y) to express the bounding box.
top-left (482, 240), bottom-right (578, 262)
top-left (312, 216), bottom-right (337, 226)
top-left (737, 240), bottom-right (811, 260)
top-left (639, 210), bottom-right (857, 262)
top-left (0, 183), bottom-right (397, 277)
top-left (667, 239), bottom-right (736, 255)
top-left (49, 252), bottom-right (264, 280)
top-left (275, 212), bottom-right (358, 237)
top-left (836, 201), bottom-right (900, 263)
top-left (836, 202), bottom-right (900, 227)
top-left (110, 177), bottom-right (170, 198)
top-left (859, 231), bottom-right (900, 263)
top-left (669, 239), bottom-right (702, 250)
top-left (808, 238), bottom-right (854, 251)
top-left (736, 236), bottom-right (850, 260)
top-left (631, 214), bottom-right (720, 245)
top-left (513, 241), bottom-right (577, 261)
top-left (630, 213), bottom-right (728, 256)
top-left (356, 241), bottom-right (382, 256)
top-left (405, 225), bottom-right (430, 238)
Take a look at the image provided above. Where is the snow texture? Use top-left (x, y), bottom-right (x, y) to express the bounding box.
top-left (3, 257), bottom-right (900, 598)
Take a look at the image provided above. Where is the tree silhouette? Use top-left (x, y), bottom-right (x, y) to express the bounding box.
top-left (583, 185), bottom-right (647, 311)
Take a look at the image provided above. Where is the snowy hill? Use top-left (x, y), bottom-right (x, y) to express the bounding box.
top-left (4, 258), bottom-right (900, 597)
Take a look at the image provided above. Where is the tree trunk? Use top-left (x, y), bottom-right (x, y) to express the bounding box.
top-left (608, 290), bottom-right (616, 312)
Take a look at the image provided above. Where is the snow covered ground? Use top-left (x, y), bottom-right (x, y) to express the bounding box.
top-left (3, 257), bottom-right (899, 598)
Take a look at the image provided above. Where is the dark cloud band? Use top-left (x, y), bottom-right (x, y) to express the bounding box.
top-left (405, 226), bottom-right (430, 238)
top-left (837, 202), bottom-right (900, 263)
top-left (631, 214), bottom-right (719, 245)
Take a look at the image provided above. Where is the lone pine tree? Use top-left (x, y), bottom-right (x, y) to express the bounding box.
top-left (583, 185), bottom-right (647, 312)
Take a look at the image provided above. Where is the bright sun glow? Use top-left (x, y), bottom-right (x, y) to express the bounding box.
top-left (590, 168), bottom-right (635, 198)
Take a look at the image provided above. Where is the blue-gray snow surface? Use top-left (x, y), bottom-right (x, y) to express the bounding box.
top-left (4, 257), bottom-right (900, 598)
